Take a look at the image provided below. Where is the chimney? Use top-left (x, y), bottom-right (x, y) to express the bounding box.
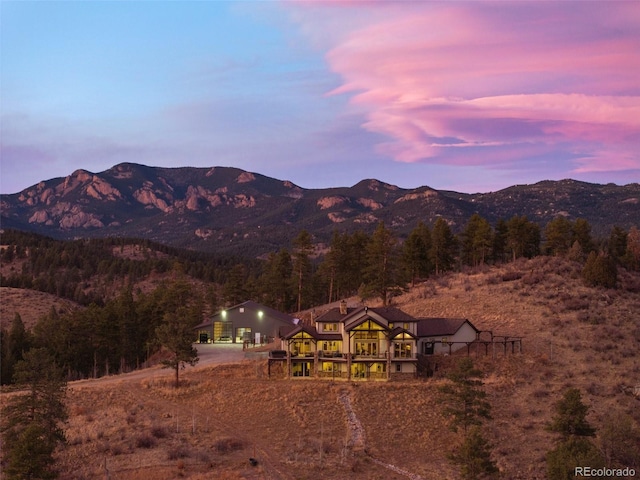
top-left (339, 300), bottom-right (348, 315)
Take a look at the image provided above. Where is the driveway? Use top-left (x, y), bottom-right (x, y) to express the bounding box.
top-left (70, 343), bottom-right (248, 388)
top-left (194, 342), bottom-right (246, 366)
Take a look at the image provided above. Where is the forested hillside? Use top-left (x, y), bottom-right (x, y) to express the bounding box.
top-left (1, 214), bottom-right (639, 385)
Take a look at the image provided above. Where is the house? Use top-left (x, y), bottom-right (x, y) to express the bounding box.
top-left (417, 317), bottom-right (479, 355)
top-left (271, 301), bottom-right (480, 380)
top-left (194, 301), bottom-right (297, 344)
top-left (276, 303), bottom-right (417, 380)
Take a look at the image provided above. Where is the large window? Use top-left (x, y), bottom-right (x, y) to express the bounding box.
top-left (355, 341), bottom-right (378, 356)
top-left (354, 331), bottom-right (381, 356)
top-left (394, 342), bottom-right (413, 358)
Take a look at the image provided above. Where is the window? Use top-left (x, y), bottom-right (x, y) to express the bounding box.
top-left (354, 331), bottom-right (379, 339)
top-left (394, 342), bottom-right (413, 358)
top-left (324, 323), bottom-right (338, 332)
top-left (396, 364), bottom-right (402, 372)
top-left (355, 341), bottom-right (378, 356)
top-left (322, 341), bottom-right (340, 352)
top-left (292, 362), bottom-right (311, 377)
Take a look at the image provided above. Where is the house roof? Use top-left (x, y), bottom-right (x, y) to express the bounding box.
top-left (416, 318), bottom-right (477, 337)
top-left (316, 305), bottom-right (418, 325)
top-left (367, 307), bottom-right (418, 323)
top-left (389, 326), bottom-right (417, 339)
top-left (314, 307), bottom-right (359, 322)
top-left (194, 300), bottom-right (296, 330)
top-left (281, 324), bottom-right (318, 340)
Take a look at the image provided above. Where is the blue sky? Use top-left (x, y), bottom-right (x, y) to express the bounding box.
top-left (2, 1), bottom-right (639, 195)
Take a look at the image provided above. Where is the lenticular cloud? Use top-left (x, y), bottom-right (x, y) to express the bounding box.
top-left (295, 1), bottom-right (640, 176)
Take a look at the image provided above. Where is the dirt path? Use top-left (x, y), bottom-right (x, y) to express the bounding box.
top-left (338, 388), bottom-right (425, 480)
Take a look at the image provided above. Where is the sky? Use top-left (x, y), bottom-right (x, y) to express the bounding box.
top-left (1, 1), bottom-right (639, 195)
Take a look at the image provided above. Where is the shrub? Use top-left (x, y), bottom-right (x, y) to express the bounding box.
top-left (213, 437), bottom-right (245, 454)
top-left (151, 425), bottom-right (168, 439)
top-left (582, 252), bottom-right (617, 288)
top-left (135, 434), bottom-right (157, 449)
top-left (167, 445), bottom-right (190, 460)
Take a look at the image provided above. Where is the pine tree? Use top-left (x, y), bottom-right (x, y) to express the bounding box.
top-left (506, 215), bottom-right (540, 261)
top-left (544, 216), bottom-right (573, 256)
top-left (546, 388), bottom-right (604, 480)
top-left (403, 222), bottom-right (432, 286)
top-left (438, 358), bottom-right (492, 434)
top-left (292, 230), bottom-right (314, 312)
top-left (624, 226), bottom-right (640, 271)
top-left (223, 264), bottom-right (248, 306)
top-left (492, 219), bottom-right (508, 263)
top-left (582, 252), bottom-right (617, 288)
top-left (363, 221), bottom-right (400, 306)
top-left (430, 218), bottom-right (457, 274)
top-left (607, 226), bottom-right (627, 261)
top-left (155, 307), bottom-right (200, 388)
top-left (572, 218), bottom-right (594, 255)
top-left (1, 348), bottom-right (68, 479)
top-left (1, 313), bottom-right (31, 384)
top-left (462, 214), bottom-right (493, 266)
top-left (548, 388), bottom-right (595, 438)
top-left (448, 427), bottom-right (499, 480)
top-left (261, 249), bottom-right (293, 311)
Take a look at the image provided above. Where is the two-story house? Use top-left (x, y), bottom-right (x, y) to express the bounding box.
top-left (272, 301), bottom-right (478, 380)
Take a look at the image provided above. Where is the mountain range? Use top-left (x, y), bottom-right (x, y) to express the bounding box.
top-left (1, 163), bottom-right (639, 256)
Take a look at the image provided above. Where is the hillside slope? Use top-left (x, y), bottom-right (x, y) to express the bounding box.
top-left (8, 257), bottom-right (637, 480)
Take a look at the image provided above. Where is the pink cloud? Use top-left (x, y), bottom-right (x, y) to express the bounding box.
top-left (290, 1), bottom-right (640, 178)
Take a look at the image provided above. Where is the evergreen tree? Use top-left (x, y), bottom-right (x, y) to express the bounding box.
top-left (261, 249), bottom-right (293, 311)
top-left (461, 214), bottom-right (493, 266)
top-left (547, 437), bottom-right (605, 480)
top-left (582, 252), bottom-right (617, 288)
top-left (544, 216), bottom-right (573, 256)
top-left (1, 348), bottom-right (68, 479)
top-left (572, 218), bottom-right (594, 255)
top-left (438, 358), bottom-right (492, 434)
top-left (292, 230), bottom-right (314, 312)
top-left (362, 222), bottom-right (400, 306)
top-left (0, 327), bottom-right (10, 385)
top-left (402, 222), bottom-right (432, 286)
top-left (448, 427), bottom-right (499, 480)
top-left (1, 313), bottom-right (31, 384)
top-left (223, 263), bottom-right (248, 306)
top-left (492, 219), bottom-right (508, 263)
top-left (607, 226), bottom-right (627, 261)
top-left (546, 388), bottom-right (604, 480)
top-left (155, 306), bottom-right (199, 388)
top-left (548, 388), bottom-right (595, 438)
top-left (430, 218), bottom-right (457, 275)
top-left (506, 215), bottom-right (540, 261)
top-left (624, 226), bottom-right (640, 271)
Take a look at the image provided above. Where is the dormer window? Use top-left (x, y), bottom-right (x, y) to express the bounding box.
top-left (324, 323), bottom-right (338, 332)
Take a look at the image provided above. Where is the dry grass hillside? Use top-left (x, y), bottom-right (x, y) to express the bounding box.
top-left (3, 256), bottom-right (640, 480)
top-left (0, 287), bottom-right (78, 330)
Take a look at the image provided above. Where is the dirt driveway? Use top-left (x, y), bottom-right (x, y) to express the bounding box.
top-left (70, 343), bottom-right (248, 389)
